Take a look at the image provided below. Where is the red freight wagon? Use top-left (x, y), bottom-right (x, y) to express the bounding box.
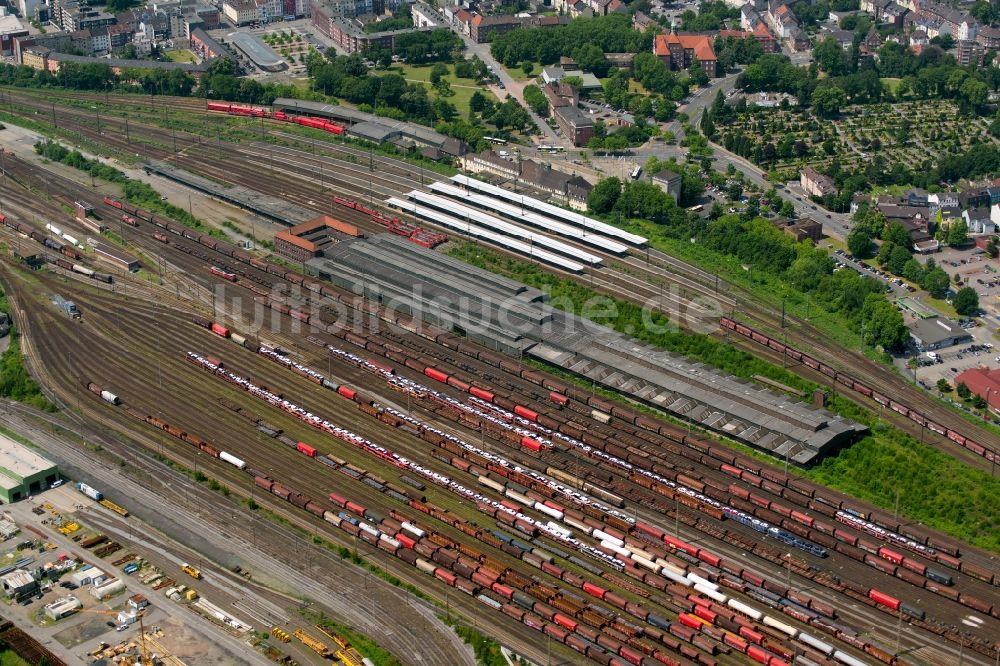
top-left (296, 441), bottom-right (317, 457)
top-left (210, 323), bottom-right (230, 337)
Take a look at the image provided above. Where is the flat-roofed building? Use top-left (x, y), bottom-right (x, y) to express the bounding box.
top-left (94, 242), bottom-right (139, 272)
top-left (275, 216), bottom-right (362, 263)
top-left (0, 433), bottom-right (59, 503)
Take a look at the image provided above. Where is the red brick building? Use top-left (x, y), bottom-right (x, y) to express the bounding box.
top-left (653, 32), bottom-right (717, 78)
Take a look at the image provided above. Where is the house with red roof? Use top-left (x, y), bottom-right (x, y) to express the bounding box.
top-left (954, 367), bottom-right (1000, 412)
top-left (654, 32), bottom-right (717, 78)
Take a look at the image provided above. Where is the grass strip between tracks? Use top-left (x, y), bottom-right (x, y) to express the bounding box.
top-left (448, 241), bottom-right (1000, 555)
top-left (0, 285), bottom-right (56, 413)
top-left (440, 615), bottom-right (512, 666)
top-left (303, 609), bottom-right (403, 666)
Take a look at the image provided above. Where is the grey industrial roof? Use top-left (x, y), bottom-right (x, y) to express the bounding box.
top-left (272, 98), bottom-right (454, 149)
top-left (228, 31), bottom-right (285, 71)
top-left (347, 121), bottom-right (401, 143)
top-left (311, 235), bottom-right (865, 463)
top-left (0, 433), bottom-right (57, 482)
top-left (909, 316), bottom-right (966, 345)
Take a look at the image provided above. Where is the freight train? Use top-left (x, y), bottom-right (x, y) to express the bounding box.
top-left (84, 339), bottom-right (1000, 663)
top-left (2, 215), bottom-right (83, 261)
top-left (334, 197), bottom-right (447, 249)
top-left (719, 316), bottom-right (999, 467)
top-left (205, 102), bottom-right (346, 136)
top-left (79, 200), bottom-right (995, 629)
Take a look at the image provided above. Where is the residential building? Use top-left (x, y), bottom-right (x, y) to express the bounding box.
top-left (469, 14), bottom-right (520, 43)
top-left (411, 3), bottom-right (441, 28)
top-left (860, 0), bottom-right (892, 20)
top-left (542, 80), bottom-right (578, 110)
top-left (652, 169), bottom-right (682, 202)
top-left (909, 316), bottom-right (971, 351)
top-left (977, 25), bottom-right (1000, 48)
top-left (633, 10), bottom-right (654, 31)
top-left (955, 18), bottom-right (977, 41)
top-left (991, 203), bottom-right (1000, 230)
top-left (0, 15), bottom-right (29, 57)
top-left (63, 8), bottom-right (117, 32)
top-left (553, 105), bottom-right (594, 147)
top-left (800, 167), bottom-right (837, 198)
top-left (311, 10), bottom-right (431, 52)
top-left (953, 367), bottom-right (1000, 410)
top-left (962, 207), bottom-right (993, 234)
top-left (959, 187), bottom-right (991, 211)
top-left (190, 27), bottom-right (233, 60)
top-left (767, 3), bottom-right (799, 39)
top-left (883, 3), bottom-right (909, 26)
top-left (16, 0), bottom-right (44, 22)
top-left (653, 32), bottom-right (717, 78)
top-left (223, 0), bottom-right (257, 25)
top-left (956, 39), bottom-right (985, 66)
top-left (741, 5), bottom-right (762, 30)
top-left (716, 25), bottom-right (776, 53)
top-left (459, 150), bottom-right (592, 209)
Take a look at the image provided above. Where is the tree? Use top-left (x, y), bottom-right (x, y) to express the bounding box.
top-left (429, 63), bottom-right (449, 85)
top-left (947, 219), bottom-right (968, 247)
top-left (953, 287), bottom-right (979, 315)
top-left (860, 293), bottom-right (908, 350)
top-left (902, 258), bottom-right (925, 283)
top-left (937, 378), bottom-right (952, 393)
top-left (521, 61), bottom-right (534, 77)
top-left (883, 221), bottom-right (912, 250)
top-left (689, 60), bottom-right (709, 87)
top-left (957, 381), bottom-right (971, 399)
top-left (812, 85), bottom-right (847, 118)
top-left (847, 227), bottom-right (874, 258)
top-left (588, 177), bottom-right (622, 214)
top-left (726, 182), bottom-right (743, 201)
top-left (523, 84), bottom-right (548, 115)
top-left (780, 200), bottom-right (795, 218)
top-left (922, 267), bottom-right (950, 298)
top-left (572, 44), bottom-right (610, 78)
top-left (469, 90), bottom-right (489, 114)
top-left (888, 244), bottom-right (911, 275)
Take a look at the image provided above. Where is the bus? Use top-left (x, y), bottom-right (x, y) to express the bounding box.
top-left (687, 204), bottom-right (704, 213)
top-left (484, 136), bottom-right (508, 145)
top-left (538, 145), bottom-right (565, 153)
top-left (630, 166), bottom-right (642, 180)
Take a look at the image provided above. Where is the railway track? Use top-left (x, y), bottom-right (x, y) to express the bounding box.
top-left (1, 85), bottom-right (1000, 632)
top-left (3, 215), bottom-right (996, 660)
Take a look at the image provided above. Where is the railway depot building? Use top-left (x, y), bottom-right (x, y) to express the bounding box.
top-left (313, 235), bottom-right (865, 464)
top-left (0, 433), bottom-right (59, 503)
top-left (274, 216), bottom-right (362, 263)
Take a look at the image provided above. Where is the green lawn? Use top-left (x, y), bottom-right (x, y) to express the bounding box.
top-left (164, 49), bottom-right (197, 63)
top-left (502, 61), bottom-right (541, 82)
top-left (881, 77), bottom-right (902, 94)
top-left (384, 64), bottom-right (499, 118)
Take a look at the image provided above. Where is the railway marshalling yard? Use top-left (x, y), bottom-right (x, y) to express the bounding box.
top-left (0, 93), bottom-right (998, 666)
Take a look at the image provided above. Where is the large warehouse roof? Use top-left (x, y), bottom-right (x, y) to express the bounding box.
top-left (0, 434), bottom-right (57, 482)
top-left (312, 235), bottom-right (865, 464)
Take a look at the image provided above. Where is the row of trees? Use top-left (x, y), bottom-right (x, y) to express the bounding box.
top-left (587, 170), bottom-right (908, 350)
top-left (740, 40), bottom-right (999, 117)
top-left (490, 14), bottom-right (650, 70)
